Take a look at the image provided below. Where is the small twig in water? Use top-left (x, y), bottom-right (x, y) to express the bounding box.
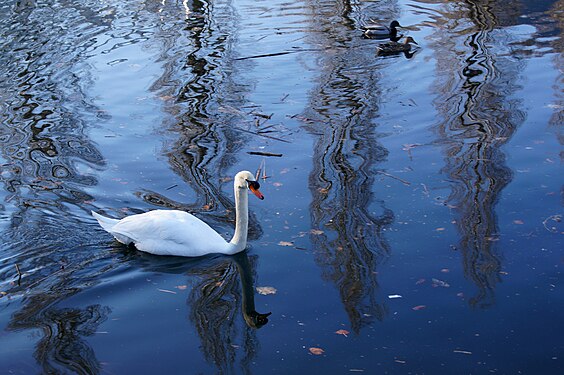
top-left (376, 170), bottom-right (411, 186)
top-left (15, 264), bottom-right (22, 286)
top-left (251, 112), bottom-right (273, 120)
top-left (247, 151), bottom-right (283, 157)
top-left (233, 127), bottom-right (290, 143)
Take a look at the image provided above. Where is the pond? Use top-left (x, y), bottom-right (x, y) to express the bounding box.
top-left (0, 0), bottom-right (562, 373)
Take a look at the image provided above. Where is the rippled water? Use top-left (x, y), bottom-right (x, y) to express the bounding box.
top-left (0, 0), bottom-right (562, 373)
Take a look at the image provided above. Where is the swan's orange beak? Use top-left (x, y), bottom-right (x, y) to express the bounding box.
top-left (248, 180), bottom-right (264, 200)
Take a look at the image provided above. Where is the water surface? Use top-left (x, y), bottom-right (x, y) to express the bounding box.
top-left (1, 0), bottom-right (562, 373)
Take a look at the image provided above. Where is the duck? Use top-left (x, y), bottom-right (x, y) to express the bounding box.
top-left (362, 20), bottom-right (402, 39)
top-left (376, 36), bottom-right (418, 55)
top-left (92, 170), bottom-right (264, 257)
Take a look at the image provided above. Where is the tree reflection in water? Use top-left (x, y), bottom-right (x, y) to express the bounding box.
top-left (300, 0), bottom-right (396, 332)
top-left (424, 0), bottom-right (527, 307)
top-left (9, 301), bottom-right (110, 374)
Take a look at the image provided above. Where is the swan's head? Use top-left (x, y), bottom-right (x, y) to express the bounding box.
top-left (235, 170), bottom-right (264, 200)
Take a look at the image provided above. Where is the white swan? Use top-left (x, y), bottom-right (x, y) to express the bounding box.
top-left (92, 170), bottom-right (264, 257)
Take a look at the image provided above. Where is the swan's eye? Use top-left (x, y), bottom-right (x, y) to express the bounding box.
top-left (247, 180), bottom-right (260, 190)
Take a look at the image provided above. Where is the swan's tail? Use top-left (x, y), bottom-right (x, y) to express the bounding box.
top-left (91, 211), bottom-right (119, 232)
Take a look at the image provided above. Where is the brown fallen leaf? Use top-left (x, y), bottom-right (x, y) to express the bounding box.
top-left (310, 229), bottom-right (324, 235)
top-left (309, 347), bottom-right (325, 355)
top-left (335, 329), bottom-right (349, 337)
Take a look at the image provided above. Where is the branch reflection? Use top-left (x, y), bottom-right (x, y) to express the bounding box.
top-left (423, 0), bottom-right (527, 307)
top-left (139, 0), bottom-right (263, 240)
top-left (9, 301), bottom-right (110, 374)
top-left (301, 0), bottom-right (396, 331)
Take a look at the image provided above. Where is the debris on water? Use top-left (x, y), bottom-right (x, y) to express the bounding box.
top-left (256, 286), bottom-right (277, 295)
top-left (415, 278), bottom-right (426, 285)
top-left (412, 305), bottom-right (426, 311)
top-left (247, 151), bottom-right (283, 157)
top-left (388, 294), bottom-right (402, 299)
top-left (309, 347), bottom-right (325, 355)
top-left (432, 278), bottom-right (450, 288)
top-left (157, 288), bottom-right (177, 294)
top-left (278, 241), bottom-right (293, 247)
top-left (542, 214), bottom-right (562, 233)
top-left (335, 329), bottom-right (350, 337)
top-left (453, 350), bottom-right (472, 355)
top-left (251, 111), bottom-right (273, 119)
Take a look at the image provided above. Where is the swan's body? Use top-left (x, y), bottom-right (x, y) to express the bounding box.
top-left (377, 36), bottom-right (418, 55)
top-left (92, 170), bottom-right (264, 257)
top-left (362, 20), bottom-right (402, 39)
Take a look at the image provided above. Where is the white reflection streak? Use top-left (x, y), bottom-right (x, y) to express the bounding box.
top-left (182, 0), bottom-right (191, 18)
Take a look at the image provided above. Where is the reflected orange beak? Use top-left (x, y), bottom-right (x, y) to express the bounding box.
top-left (247, 180), bottom-right (264, 200)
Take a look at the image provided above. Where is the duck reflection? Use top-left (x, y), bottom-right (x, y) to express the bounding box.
top-left (424, 0), bottom-right (527, 307)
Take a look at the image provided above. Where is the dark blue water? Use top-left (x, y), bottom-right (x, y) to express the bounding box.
top-left (1, 0), bottom-right (562, 373)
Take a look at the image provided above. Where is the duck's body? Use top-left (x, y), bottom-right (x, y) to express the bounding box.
top-left (362, 20), bottom-right (402, 39)
top-left (92, 170), bottom-right (264, 257)
top-left (376, 36), bottom-right (418, 55)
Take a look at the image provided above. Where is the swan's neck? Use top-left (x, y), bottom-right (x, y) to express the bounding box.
top-left (228, 183), bottom-right (249, 253)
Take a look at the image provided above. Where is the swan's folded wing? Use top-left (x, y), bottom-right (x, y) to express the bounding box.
top-left (109, 210), bottom-right (229, 256)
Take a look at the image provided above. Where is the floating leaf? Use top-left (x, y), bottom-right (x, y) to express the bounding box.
top-left (309, 347), bottom-right (325, 355)
top-left (412, 305), bottom-right (426, 311)
top-left (415, 278), bottom-right (426, 285)
top-left (335, 329), bottom-right (349, 337)
top-left (256, 286), bottom-right (277, 295)
top-left (175, 285), bottom-right (187, 290)
top-left (513, 220), bottom-right (524, 225)
top-left (310, 229), bottom-right (324, 235)
top-left (273, 182), bottom-right (283, 187)
top-left (440, 268), bottom-right (450, 273)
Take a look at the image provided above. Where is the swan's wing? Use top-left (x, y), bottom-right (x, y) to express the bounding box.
top-left (109, 210), bottom-right (229, 256)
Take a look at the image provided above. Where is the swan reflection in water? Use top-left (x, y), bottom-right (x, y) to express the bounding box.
top-left (130, 250), bottom-right (271, 372)
top-left (132, 249), bottom-right (271, 328)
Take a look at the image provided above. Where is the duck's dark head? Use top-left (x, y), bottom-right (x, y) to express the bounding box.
top-left (390, 20), bottom-right (402, 29)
